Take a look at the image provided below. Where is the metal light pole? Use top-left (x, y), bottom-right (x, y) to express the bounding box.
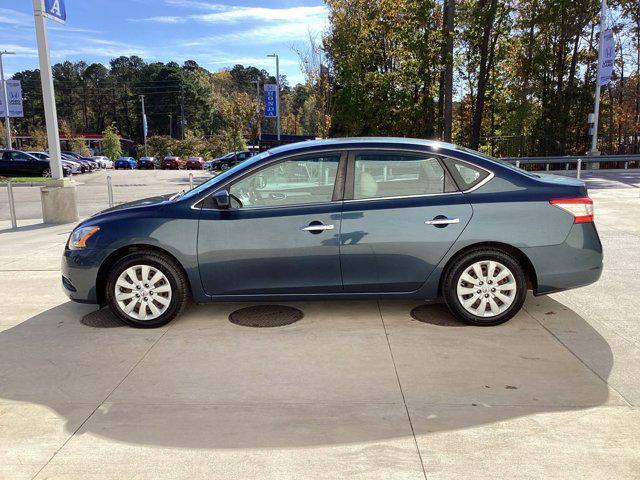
top-left (589, 0), bottom-right (607, 155)
top-left (0, 50), bottom-right (15, 149)
top-left (139, 95), bottom-right (147, 156)
top-left (267, 54), bottom-right (280, 142)
top-left (32, 0), bottom-right (63, 179)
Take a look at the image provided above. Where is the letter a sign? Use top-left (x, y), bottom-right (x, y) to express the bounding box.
top-left (43, 0), bottom-right (66, 24)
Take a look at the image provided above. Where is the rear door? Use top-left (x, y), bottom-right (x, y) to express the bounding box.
top-left (340, 150), bottom-right (473, 292)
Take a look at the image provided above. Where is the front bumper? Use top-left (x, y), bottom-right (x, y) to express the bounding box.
top-left (61, 247), bottom-right (113, 304)
top-left (523, 222), bottom-right (603, 295)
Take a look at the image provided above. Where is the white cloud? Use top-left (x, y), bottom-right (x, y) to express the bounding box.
top-left (0, 44), bottom-right (38, 57)
top-left (131, 4), bottom-right (328, 26)
top-left (0, 8), bottom-right (32, 26)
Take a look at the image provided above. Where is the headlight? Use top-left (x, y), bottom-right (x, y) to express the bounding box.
top-left (68, 226), bottom-right (100, 250)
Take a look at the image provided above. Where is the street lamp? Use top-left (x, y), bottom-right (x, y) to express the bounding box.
top-left (0, 50), bottom-right (16, 149)
top-left (267, 53), bottom-right (280, 142)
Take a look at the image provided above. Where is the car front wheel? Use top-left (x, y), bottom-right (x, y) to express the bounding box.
top-left (442, 249), bottom-right (527, 326)
top-left (105, 252), bottom-right (189, 328)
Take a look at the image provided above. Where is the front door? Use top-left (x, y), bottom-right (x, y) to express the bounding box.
top-left (340, 150), bottom-right (474, 292)
top-left (197, 152), bottom-right (345, 296)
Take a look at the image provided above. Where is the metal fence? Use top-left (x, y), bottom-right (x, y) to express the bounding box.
top-left (480, 133), bottom-right (640, 158)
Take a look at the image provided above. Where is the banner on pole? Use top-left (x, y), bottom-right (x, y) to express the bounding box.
top-left (143, 114), bottom-right (148, 137)
top-left (264, 84), bottom-right (278, 118)
top-left (0, 80), bottom-right (24, 118)
top-left (43, 0), bottom-right (66, 24)
top-left (597, 29), bottom-right (614, 86)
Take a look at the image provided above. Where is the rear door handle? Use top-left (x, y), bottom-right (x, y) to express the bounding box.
top-left (301, 223), bottom-right (334, 232)
top-left (425, 217), bottom-right (460, 226)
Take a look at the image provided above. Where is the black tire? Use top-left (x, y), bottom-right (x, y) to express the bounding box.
top-left (105, 252), bottom-right (189, 328)
top-left (41, 167), bottom-right (52, 178)
top-left (442, 248), bottom-right (527, 326)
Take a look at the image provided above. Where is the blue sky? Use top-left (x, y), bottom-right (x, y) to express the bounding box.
top-left (0, 0), bottom-right (328, 85)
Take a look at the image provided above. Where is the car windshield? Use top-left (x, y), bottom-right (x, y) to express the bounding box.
top-left (177, 150), bottom-right (272, 202)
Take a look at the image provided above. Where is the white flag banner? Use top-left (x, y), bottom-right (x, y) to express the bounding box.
top-left (0, 80), bottom-right (24, 117)
top-left (598, 29), bottom-right (615, 86)
top-left (143, 114), bottom-right (148, 137)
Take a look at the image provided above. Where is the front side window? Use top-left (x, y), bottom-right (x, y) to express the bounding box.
top-left (229, 154), bottom-right (340, 208)
top-left (353, 152), bottom-right (455, 200)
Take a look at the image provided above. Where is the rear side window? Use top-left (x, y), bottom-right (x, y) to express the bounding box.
top-left (353, 152), bottom-right (457, 200)
top-left (443, 158), bottom-right (490, 190)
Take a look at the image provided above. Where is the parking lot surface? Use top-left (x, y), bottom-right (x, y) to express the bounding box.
top-left (0, 170), bottom-right (639, 479)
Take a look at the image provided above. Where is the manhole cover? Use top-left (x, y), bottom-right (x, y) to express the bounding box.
top-left (81, 307), bottom-right (125, 328)
top-left (410, 304), bottom-right (464, 327)
top-left (229, 305), bottom-right (303, 328)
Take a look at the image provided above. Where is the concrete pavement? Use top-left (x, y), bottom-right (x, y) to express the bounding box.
top-left (0, 176), bottom-right (639, 479)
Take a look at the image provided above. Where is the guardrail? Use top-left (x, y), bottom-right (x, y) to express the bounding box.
top-left (502, 154), bottom-right (640, 179)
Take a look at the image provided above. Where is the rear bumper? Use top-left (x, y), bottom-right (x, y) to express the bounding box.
top-left (523, 222), bottom-right (603, 295)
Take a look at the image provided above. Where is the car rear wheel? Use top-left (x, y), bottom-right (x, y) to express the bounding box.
top-left (41, 167), bottom-right (52, 178)
top-left (442, 249), bottom-right (527, 326)
top-left (105, 252), bottom-right (189, 328)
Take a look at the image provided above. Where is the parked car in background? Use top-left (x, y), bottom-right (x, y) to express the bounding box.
top-left (62, 151), bottom-right (99, 171)
top-left (60, 138), bottom-right (603, 328)
top-left (61, 153), bottom-right (92, 173)
top-left (161, 156), bottom-right (184, 170)
top-left (205, 150), bottom-right (252, 172)
top-left (137, 156), bottom-right (158, 169)
top-left (0, 149), bottom-right (70, 177)
top-left (185, 156), bottom-right (205, 170)
top-left (114, 157), bottom-right (137, 169)
top-left (92, 156), bottom-right (113, 169)
top-left (27, 151), bottom-right (80, 175)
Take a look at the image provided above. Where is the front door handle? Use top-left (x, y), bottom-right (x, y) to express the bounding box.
top-left (425, 217), bottom-right (460, 226)
top-left (301, 223), bottom-right (335, 233)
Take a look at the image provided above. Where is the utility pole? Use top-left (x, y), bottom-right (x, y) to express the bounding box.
top-left (169, 113), bottom-right (172, 138)
top-left (267, 54), bottom-right (280, 142)
top-left (180, 87), bottom-right (185, 140)
top-left (0, 50), bottom-right (15, 149)
top-left (252, 79), bottom-right (261, 147)
top-left (589, 0), bottom-right (607, 155)
top-left (442, 0), bottom-right (455, 142)
top-left (139, 95), bottom-right (147, 156)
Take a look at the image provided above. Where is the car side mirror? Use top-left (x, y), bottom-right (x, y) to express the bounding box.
top-left (213, 190), bottom-right (230, 209)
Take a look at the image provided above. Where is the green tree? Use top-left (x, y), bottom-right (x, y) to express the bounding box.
top-left (102, 124), bottom-right (122, 160)
top-left (147, 135), bottom-right (177, 157)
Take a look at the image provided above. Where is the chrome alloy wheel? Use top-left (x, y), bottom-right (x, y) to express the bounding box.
top-left (114, 265), bottom-right (172, 320)
top-left (456, 260), bottom-right (517, 317)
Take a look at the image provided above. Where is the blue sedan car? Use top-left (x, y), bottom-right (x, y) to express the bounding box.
top-left (114, 157), bottom-right (137, 169)
top-left (62, 138), bottom-right (602, 328)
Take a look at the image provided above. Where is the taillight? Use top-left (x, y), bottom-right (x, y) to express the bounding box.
top-left (550, 197), bottom-right (594, 223)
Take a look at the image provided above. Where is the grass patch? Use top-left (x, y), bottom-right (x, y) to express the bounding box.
top-left (0, 176), bottom-right (49, 183)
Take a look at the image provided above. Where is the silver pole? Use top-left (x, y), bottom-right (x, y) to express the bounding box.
top-left (589, 0), bottom-right (607, 155)
top-left (0, 51), bottom-right (15, 149)
top-left (107, 175), bottom-right (114, 207)
top-left (32, 0), bottom-right (64, 179)
top-left (515, 160), bottom-right (520, 169)
top-left (576, 158), bottom-right (582, 179)
top-left (189, 172), bottom-right (194, 190)
top-left (7, 181), bottom-right (17, 229)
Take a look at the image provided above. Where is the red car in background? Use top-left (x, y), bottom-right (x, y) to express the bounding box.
top-left (185, 156), bottom-right (205, 170)
top-left (161, 156), bottom-right (185, 170)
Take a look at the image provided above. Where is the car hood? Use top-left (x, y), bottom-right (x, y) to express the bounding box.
top-left (92, 193), bottom-right (175, 217)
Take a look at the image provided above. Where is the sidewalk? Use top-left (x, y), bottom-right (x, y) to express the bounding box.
top-left (0, 190), bottom-right (639, 479)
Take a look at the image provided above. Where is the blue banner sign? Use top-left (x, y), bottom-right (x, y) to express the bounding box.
top-left (264, 83), bottom-right (278, 118)
top-left (43, 0), bottom-right (66, 24)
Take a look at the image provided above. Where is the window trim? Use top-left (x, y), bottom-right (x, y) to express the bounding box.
top-left (344, 148), bottom-right (464, 202)
top-left (195, 150), bottom-right (348, 211)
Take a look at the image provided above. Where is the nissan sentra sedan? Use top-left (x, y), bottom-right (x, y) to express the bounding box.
top-left (62, 138), bottom-right (602, 328)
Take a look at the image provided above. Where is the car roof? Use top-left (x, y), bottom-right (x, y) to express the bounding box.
top-left (267, 137), bottom-right (460, 156)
